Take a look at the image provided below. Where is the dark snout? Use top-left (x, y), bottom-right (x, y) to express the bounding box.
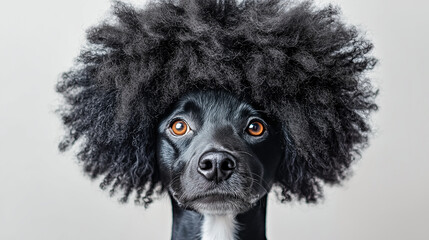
top-left (198, 151), bottom-right (237, 183)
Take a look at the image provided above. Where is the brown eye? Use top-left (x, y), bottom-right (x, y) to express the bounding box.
top-left (246, 121), bottom-right (265, 136)
top-left (170, 120), bottom-right (188, 136)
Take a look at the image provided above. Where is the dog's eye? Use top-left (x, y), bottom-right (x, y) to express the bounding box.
top-left (170, 120), bottom-right (189, 136)
top-left (246, 121), bottom-right (265, 136)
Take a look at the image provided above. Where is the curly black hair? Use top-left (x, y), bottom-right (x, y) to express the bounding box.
top-left (57, 0), bottom-right (377, 205)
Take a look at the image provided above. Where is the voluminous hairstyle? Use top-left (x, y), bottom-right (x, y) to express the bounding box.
top-left (57, 0), bottom-right (378, 205)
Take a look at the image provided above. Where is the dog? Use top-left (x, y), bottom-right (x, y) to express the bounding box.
top-left (57, 0), bottom-right (378, 239)
top-left (158, 90), bottom-right (283, 239)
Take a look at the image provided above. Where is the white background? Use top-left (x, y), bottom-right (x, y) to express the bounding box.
top-left (1, 0), bottom-right (428, 239)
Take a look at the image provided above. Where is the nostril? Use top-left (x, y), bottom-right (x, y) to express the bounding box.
top-left (199, 159), bottom-right (213, 170)
top-left (220, 158), bottom-right (236, 171)
top-left (198, 157), bottom-right (216, 181)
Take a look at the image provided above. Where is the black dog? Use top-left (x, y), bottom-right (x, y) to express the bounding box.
top-left (57, 0), bottom-right (377, 239)
top-left (158, 91), bottom-right (282, 239)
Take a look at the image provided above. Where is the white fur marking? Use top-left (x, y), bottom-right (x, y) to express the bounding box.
top-left (201, 214), bottom-right (237, 240)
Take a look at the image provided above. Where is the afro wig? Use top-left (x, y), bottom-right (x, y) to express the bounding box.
top-left (57, 0), bottom-right (378, 205)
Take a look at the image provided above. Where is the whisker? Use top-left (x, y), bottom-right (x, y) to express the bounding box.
top-left (249, 172), bottom-right (268, 185)
top-left (235, 150), bottom-right (253, 157)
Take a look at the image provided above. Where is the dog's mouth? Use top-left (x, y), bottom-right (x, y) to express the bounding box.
top-left (176, 192), bottom-right (253, 214)
top-left (188, 193), bottom-right (244, 203)
top-left (169, 174), bottom-right (268, 214)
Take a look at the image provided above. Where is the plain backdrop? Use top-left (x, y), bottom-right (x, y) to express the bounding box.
top-left (0, 0), bottom-right (428, 239)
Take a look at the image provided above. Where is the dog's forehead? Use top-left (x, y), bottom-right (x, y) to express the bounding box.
top-left (177, 91), bottom-right (257, 120)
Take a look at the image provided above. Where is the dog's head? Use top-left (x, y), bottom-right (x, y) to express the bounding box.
top-left (157, 91), bottom-right (283, 214)
top-left (57, 0), bottom-right (377, 209)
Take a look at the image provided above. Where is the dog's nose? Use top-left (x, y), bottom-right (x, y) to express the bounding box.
top-left (197, 152), bottom-right (236, 183)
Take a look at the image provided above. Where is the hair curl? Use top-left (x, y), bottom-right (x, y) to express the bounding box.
top-left (57, 0), bottom-right (378, 205)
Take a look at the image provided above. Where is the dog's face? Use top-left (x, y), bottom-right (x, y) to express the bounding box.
top-left (157, 91), bottom-right (283, 214)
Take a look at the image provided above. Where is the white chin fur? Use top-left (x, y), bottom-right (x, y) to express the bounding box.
top-left (201, 214), bottom-right (238, 240)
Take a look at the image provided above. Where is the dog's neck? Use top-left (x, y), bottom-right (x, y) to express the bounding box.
top-left (170, 195), bottom-right (267, 240)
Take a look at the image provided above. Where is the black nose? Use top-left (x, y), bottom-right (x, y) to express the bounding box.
top-left (197, 152), bottom-right (236, 183)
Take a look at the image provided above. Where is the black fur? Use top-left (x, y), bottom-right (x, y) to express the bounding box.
top-left (57, 0), bottom-right (377, 205)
